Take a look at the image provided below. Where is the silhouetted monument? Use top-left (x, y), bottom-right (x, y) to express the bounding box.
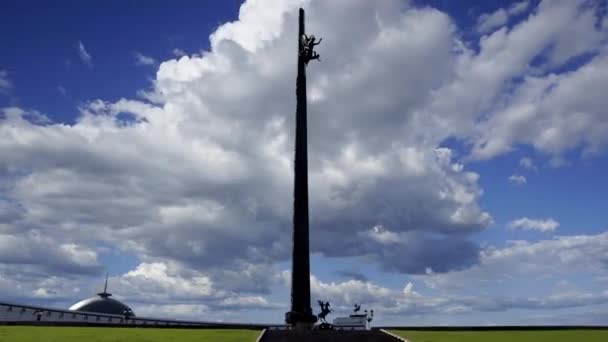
top-left (260, 8), bottom-right (398, 342)
top-left (285, 8), bottom-right (321, 329)
top-left (317, 301), bottom-right (332, 323)
top-left (261, 9), bottom-right (398, 341)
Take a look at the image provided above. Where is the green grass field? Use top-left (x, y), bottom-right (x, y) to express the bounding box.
top-left (390, 330), bottom-right (608, 342)
top-left (0, 326), bottom-right (261, 342)
top-left (3, 327), bottom-right (608, 342)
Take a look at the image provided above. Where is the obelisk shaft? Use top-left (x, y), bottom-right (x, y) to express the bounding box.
top-left (287, 8), bottom-right (315, 327)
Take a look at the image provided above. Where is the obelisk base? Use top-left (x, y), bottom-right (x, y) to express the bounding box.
top-left (285, 311), bottom-right (318, 330)
top-left (259, 329), bottom-right (404, 342)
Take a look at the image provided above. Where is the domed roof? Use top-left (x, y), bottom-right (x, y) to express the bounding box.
top-left (69, 296), bottom-right (135, 316)
top-left (69, 273), bottom-right (135, 316)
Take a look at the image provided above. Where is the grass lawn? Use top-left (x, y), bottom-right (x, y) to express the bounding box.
top-left (0, 326), bottom-right (261, 342)
top-left (390, 330), bottom-right (608, 342)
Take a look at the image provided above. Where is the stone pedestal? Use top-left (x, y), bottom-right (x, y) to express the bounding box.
top-left (259, 329), bottom-right (403, 342)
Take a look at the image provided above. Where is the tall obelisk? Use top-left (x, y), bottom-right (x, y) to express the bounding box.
top-left (285, 7), bottom-right (320, 329)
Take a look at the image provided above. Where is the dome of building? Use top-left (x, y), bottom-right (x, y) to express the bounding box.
top-left (69, 274), bottom-right (135, 316)
top-left (69, 296), bottom-right (135, 316)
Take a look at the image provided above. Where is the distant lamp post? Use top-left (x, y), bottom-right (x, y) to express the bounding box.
top-left (34, 309), bottom-right (44, 321)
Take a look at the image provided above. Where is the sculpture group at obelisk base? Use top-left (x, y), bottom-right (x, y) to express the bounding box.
top-left (284, 8), bottom-right (322, 330)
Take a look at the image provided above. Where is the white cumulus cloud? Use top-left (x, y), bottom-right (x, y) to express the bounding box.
top-left (520, 157), bottom-right (537, 170)
top-left (0, 70), bottom-right (12, 94)
top-left (134, 52), bottom-right (156, 66)
top-left (477, 1), bottom-right (530, 34)
top-left (0, 0), bottom-right (607, 324)
top-left (508, 174), bottom-right (527, 185)
top-left (172, 48), bottom-right (186, 57)
top-left (508, 217), bottom-right (559, 232)
top-left (77, 41), bottom-right (92, 66)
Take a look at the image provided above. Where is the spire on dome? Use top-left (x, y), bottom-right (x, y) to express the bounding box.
top-left (97, 272), bottom-right (112, 298)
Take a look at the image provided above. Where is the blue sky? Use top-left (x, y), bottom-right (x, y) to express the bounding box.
top-left (0, 1), bottom-right (241, 122)
top-left (1, 0), bottom-right (608, 326)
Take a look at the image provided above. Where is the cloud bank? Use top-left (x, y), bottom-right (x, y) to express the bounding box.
top-left (0, 0), bottom-right (606, 324)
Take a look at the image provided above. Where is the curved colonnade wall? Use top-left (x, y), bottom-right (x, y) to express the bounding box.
top-left (0, 301), bottom-right (268, 328)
